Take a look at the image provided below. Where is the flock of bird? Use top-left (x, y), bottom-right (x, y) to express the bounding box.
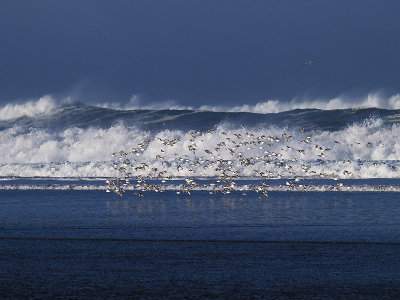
top-left (106, 128), bottom-right (386, 197)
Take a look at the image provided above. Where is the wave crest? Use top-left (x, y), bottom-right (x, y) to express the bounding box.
top-left (199, 93), bottom-right (400, 114)
top-left (0, 96), bottom-right (58, 121)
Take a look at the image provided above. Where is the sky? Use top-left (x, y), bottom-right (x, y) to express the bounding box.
top-left (0, 0), bottom-right (400, 108)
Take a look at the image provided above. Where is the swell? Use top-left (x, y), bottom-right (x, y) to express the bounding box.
top-left (1, 104), bottom-right (400, 132)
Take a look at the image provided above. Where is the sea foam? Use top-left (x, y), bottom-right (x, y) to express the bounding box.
top-left (0, 119), bottom-right (399, 179)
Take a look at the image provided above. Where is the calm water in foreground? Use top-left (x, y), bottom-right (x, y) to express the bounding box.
top-left (1, 188), bottom-right (400, 298)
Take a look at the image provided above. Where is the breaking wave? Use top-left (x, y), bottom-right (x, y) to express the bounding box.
top-left (102, 92), bottom-right (400, 113)
top-left (2, 92), bottom-right (400, 121)
top-left (0, 118), bottom-right (399, 180)
top-left (0, 97), bottom-right (400, 183)
top-left (0, 96), bottom-right (58, 121)
top-left (198, 93), bottom-right (400, 114)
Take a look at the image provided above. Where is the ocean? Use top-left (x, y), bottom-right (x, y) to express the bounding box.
top-left (1, 103), bottom-right (400, 298)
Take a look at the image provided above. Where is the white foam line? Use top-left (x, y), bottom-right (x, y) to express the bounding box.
top-left (1, 183), bottom-right (399, 192)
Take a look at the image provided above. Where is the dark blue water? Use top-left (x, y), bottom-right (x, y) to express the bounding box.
top-left (1, 190), bottom-right (400, 298)
top-left (1, 190), bottom-right (400, 242)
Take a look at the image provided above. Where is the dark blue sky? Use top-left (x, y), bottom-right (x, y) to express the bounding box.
top-left (1, 0), bottom-right (399, 106)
